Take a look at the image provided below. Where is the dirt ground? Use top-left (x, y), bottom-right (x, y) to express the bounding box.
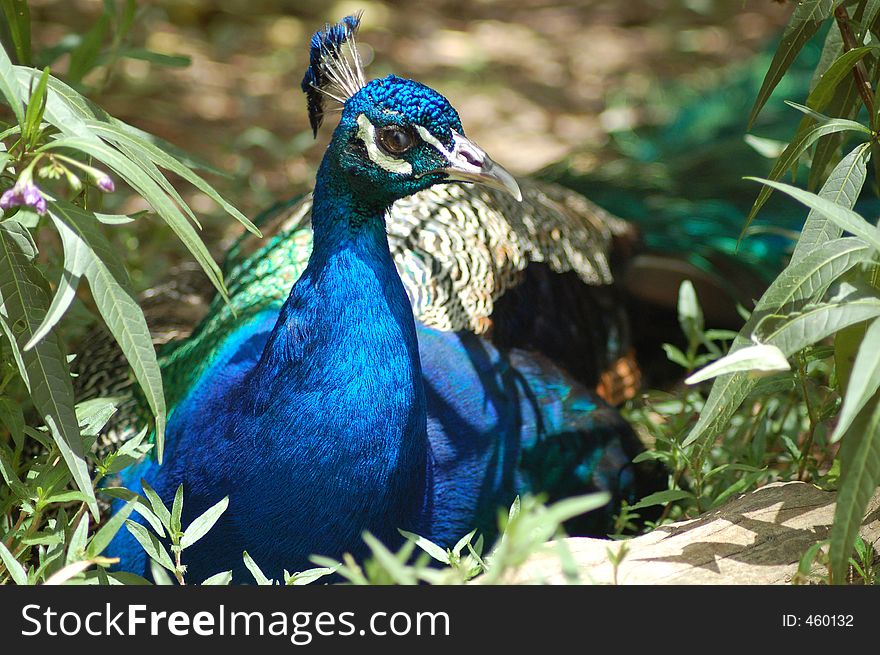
top-left (25, 0), bottom-right (791, 273)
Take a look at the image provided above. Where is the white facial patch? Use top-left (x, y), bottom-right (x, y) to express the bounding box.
top-left (415, 126), bottom-right (487, 179)
top-left (356, 114), bottom-right (413, 175)
top-left (414, 125), bottom-right (454, 159)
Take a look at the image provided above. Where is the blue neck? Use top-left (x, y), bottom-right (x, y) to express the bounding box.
top-left (248, 154), bottom-right (431, 544)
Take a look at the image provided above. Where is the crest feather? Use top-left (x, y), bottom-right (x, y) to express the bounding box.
top-left (300, 14), bottom-right (366, 137)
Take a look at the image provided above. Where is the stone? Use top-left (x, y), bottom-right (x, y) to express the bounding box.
top-left (500, 481), bottom-right (880, 584)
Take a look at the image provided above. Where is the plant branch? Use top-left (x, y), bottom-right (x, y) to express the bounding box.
top-left (835, 5), bottom-right (876, 122)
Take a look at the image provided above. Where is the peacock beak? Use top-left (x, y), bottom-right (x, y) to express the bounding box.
top-left (424, 130), bottom-right (522, 201)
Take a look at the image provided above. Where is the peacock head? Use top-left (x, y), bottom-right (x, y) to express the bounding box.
top-left (301, 15), bottom-right (521, 211)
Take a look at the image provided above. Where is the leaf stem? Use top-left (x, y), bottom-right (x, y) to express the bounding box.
top-left (835, 5), bottom-right (876, 124)
top-left (797, 354), bottom-right (819, 480)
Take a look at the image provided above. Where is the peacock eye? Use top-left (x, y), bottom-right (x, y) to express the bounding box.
top-left (376, 125), bottom-right (415, 155)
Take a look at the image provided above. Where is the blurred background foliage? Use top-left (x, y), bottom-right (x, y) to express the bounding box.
top-left (12, 0), bottom-right (789, 292)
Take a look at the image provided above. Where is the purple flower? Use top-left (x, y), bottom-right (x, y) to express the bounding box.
top-left (96, 175), bottom-right (115, 193)
top-left (0, 180), bottom-right (47, 215)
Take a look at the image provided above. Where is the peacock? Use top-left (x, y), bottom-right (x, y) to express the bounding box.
top-left (102, 16), bottom-right (665, 582)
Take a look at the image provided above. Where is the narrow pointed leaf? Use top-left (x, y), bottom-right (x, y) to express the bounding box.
top-left (85, 120), bottom-right (259, 236)
top-left (399, 529), bottom-right (450, 564)
top-left (180, 496), bottom-right (228, 549)
top-left (754, 294), bottom-right (880, 356)
top-left (747, 178), bottom-right (880, 251)
top-left (1, 0), bottom-right (32, 65)
top-left (832, 318), bottom-right (880, 442)
top-left (66, 15), bottom-right (109, 85)
top-left (805, 46), bottom-right (880, 111)
top-left (626, 489), bottom-right (695, 511)
top-left (87, 498), bottom-right (136, 557)
top-left (0, 41), bottom-right (24, 125)
top-left (140, 480), bottom-right (171, 533)
top-left (830, 399), bottom-right (880, 583)
top-left (744, 120), bottom-right (869, 227)
top-left (0, 221), bottom-right (97, 516)
top-left (125, 520), bottom-right (175, 571)
top-left (201, 571), bottom-right (232, 585)
top-left (685, 343), bottom-right (790, 385)
top-left (66, 514), bottom-right (90, 565)
top-left (748, 0), bottom-right (845, 127)
top-left (48, 201), bottom-right (166, 458)
top-left (98, 487), bottom-right (166, 537)
top-left (243, 551), bottom-right (272, 585)
top-left (792, 143), bottom-right (870, 260)
top-left (24, 262), bottom-right (83, 351)
top-left (0, 539), bottom-right (28, 584)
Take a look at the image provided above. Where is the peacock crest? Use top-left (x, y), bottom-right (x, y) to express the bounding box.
top-left (300, 13), bottom-right (367, 136)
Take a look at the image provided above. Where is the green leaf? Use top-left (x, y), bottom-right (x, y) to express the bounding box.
top-left (362, 532), bottom-right (417, 585)
top-left (140, 480), bottom-right (171, 533)
top-left (22, 66), bottom-right (49, 146)
top-left (201, 570), bottom-right (232, 585)
top-left (830, 398), bottom-right (880, 583)
top-left (861, 0), bottom-right (880, 39)
top-left (684, 237), bottom-right (870, 447)
top-left (748, 0), bottom-right (845, 128)
top-left (23, 245), bottom-right (85, 352)
top-left (747, 178), bottom-right (880, 252)
top-left (744, 119), bottom-right (869, 227)
top-left (0, 39), bottom-right (24, 125)
top-left (85, 120), bottom-right (259, 236)
top-left (832, 317), bottom-right (880, 442)
top-left (684, 343), bottom-right (790, 385)
top-left (243, 551), bottom-right (272, 585)
top-left (0, 539), bottom-right (28, 584)
top-left (754, 288), bottom-right (880, 358)
top-left (743, 134), bottom-right (786, 159)
top-left (792, 143), bottom-right (870, 261)
top-left (171, 484), bottom-right (183, 535)
top-left (805, 46), bottom-right (880, 111)
top-left (711, 469), bottom-right (768, 508)
top-left (0, 221), bottom-right (97, 517)
top-left (98, 487), bottom-right (166, 537)
top-left (0, 396), bottom-right (24, 449)
top-left (118, 48), bottom-right (191, 68)
top-left (399, 529), bottom-right (450, 564)
top-left (0, 441), bottom-right (28, 499)
top-left (87, 498), bottom-right (136, 557)
top-left (41, 490), bottom-right (88, 505)
top-left (677, 280), bottom-right (703, 343)
top-left (150, 560), bottom-right (173, 585)
top-left (785, 101), bottom-right (870, 129)
top-left (508, 495), bottom-right (521, 524)
top-left (285, 567), bottom-right (337, 586)
top-left (543, 492), bottom-right (611, 526)
top-left (809, 24), bottom-right (843, 93)
top-left (103, 571), bottom-right (152, 585)
top-left (48, 201), bottom-right (166, 458)
top-left (1, 0), bottom-right (31, 65)
top-left (180, 496), bottom-right (228, 549)
top-left (808, 73), bottom-right (865, 191)
top-left (66, 514), bottom-right (90, 565)
top-left (66, 15), bottom-right (109, 85)
top-left (626, 489), bottom-right (694, 511)
top-left (101, 426), bottom-right (152, 476)
top-left (452, 529), bottom-right (478, 558)
top-left (75, 397), bottom-right (118, 437)
top-left (125, 520), bottom-right (175, 572)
